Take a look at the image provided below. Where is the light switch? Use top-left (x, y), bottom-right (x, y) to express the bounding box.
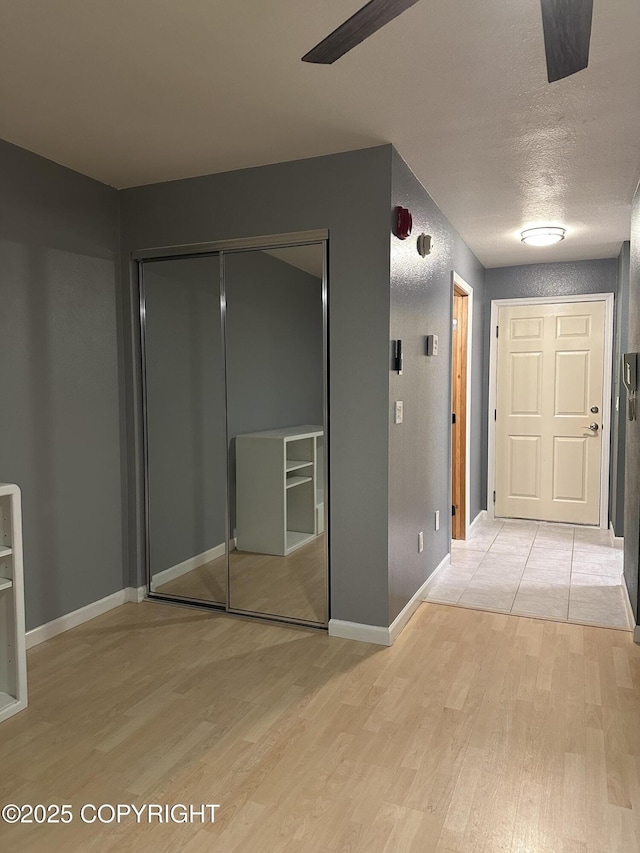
top-left (426, 334), bottom-right (439, 356)
top-left (394, 401), bottom-right (404, 424)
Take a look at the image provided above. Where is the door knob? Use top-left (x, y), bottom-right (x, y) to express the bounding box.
top-left (583, 422), bottom-right (599, 431)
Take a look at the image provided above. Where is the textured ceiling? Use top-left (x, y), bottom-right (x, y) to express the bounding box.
top-left (0, 0), bottom-right (639, 267)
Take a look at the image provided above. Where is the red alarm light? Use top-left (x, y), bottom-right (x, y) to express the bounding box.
top-left (395, 206), bottom-right (413, 240)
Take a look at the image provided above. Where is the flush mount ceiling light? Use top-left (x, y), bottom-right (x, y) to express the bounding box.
top-left (521, 226), bottom-right (566, 246)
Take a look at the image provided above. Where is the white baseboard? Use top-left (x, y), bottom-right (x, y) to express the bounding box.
top-left (26, 585), bottom-right (148, 649)
top-left (609, 522), bottom-right (624, 549)
top-left (468, 511), bottom-right (486, 536)
top-left (152, 542), bottom-right (226, 587)
top-left (26, 542), bottom-right (237, 649)
top-left (622, 578), bottom-right (636, 633)
top-left (390, 552), bottom-right (451, 642)
top-left (328, 619), bottom-right (392, 645)
top-left (26, 588), bottom-right (132, 649)
top-left (420, 552), bottom-right (451, 598)
top-left (126, 585), bottom-right (147, 604)
top-left (329, 552), bottom-right (451, 647)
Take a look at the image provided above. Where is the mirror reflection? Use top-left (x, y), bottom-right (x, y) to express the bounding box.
top-left (143, 255), bottom-right (227, 604)
top-left (225, 245), bottom-right (327, 623)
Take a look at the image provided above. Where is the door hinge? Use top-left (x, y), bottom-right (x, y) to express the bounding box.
top-left (452, 504), bottom-right (456, 516)
top-left (493, 490), bottom-right (496, 503)
top-left (496, 325), bottom-right (499, 338)
top-left (494, 409), bottom-right (497, 421)
top-left (452, 412), bottom-right (456, 424)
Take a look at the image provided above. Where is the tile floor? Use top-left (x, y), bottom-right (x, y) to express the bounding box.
top-left (426, 517), bottom-right (631, 630)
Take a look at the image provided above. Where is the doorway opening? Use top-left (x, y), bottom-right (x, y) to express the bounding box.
top-left (427, 289), bottom-right (630, 631)
top-left (487, 293), bottom-right (614, 529)
top-left (451, 272), bottom-right (473, 540)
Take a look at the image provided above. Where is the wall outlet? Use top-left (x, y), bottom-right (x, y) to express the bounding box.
top-left (434, 510), bottom-right (440, 531)
top-left (418, 531), bottom-right (424, 553)
top-left (394, 400), bottom-right (404, 424)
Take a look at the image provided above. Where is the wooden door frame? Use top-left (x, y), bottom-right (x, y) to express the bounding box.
top-left (450, 272), bottom-right (474, 539)
top-left (487, 292), bottom-right (614, 530)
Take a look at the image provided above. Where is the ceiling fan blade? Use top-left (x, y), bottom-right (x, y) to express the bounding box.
top-left (540, 0), bottom-right (593, 82)
top-left (302, 0), bottom-right (422, 64)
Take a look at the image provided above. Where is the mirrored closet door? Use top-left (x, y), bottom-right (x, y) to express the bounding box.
top-left (140, 239), bottom-right (327, 626)
top-left (224, 244), bottom-right (327, 624)
top-left (141, 255), bottom-right (227, 605)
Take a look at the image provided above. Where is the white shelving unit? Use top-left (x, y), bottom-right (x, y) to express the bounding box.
top-left (236, 426), bottom-right (324, 556)
top-left (0, 483), bottom-right (27, 723)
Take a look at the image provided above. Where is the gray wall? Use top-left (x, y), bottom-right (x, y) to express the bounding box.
top-left (624, 190), bottom-right (640, 624)
top-left (483, 260), bottom-right (618, 514)
top-left (143, 257), bottom-right (226, 574)
top-left (612, 242), bottom-right (631, 536)
top-left (120, 146), bottom-right (393, 626)
top-left (388, 150), bottom-right (485, 622)
top-left (0, 138), bottom-right (124, 630)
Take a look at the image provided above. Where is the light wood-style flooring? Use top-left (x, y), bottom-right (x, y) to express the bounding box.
top-left (1, 600), bottom-right (639, 851)
top-left (155, 534), bottom-right (326, 623)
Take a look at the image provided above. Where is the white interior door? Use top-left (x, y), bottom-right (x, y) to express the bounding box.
top-left (495, 301), bottom-right (606, 525)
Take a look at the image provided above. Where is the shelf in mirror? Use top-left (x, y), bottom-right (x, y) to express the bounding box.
top-left (286, 475), bottom-right (313, 489)
top-left (286, 531), bottom-right (316, 552)
top-left (0, 545), bottom-right (12, 558)
top-left (0, 578), bottom-right (12, 593)
top-left (286, 459), bottom-right (313, 473)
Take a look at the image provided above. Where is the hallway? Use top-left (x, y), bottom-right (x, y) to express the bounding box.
top-left (426, 518), bottom-right (630, 630)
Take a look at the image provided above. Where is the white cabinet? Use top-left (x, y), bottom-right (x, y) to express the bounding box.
top-left (0, 483), bottom-right (27, 723)
top-left (236, 426), bottom-right (324, 556)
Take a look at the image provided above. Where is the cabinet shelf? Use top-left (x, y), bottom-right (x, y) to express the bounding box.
top-left (0, 692), bottom-right (17, 715)
top-left (286, 459), bottom-right (313, 473)
top-left (236, 426), bottom-right (323, 556)
top-left (0, 483), bottom-right (27, 724)
top-left (286, 475), bottom-right (313, 489)
top-left (286, 531), bottom-right (316, 551)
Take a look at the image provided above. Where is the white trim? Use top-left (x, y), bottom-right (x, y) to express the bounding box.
top-left (328, 553), bottom-right (451, 646)
top-left (451, 272), bottom-right (474, 538)
top-left (26, 589), bottom-right (133, 649)
top-left (328, 620), bottom-right (392, 645)
top-left (609, 522), bottom-right (624, 549)
top-left (468, 510), bottom-right (486, 535)
top-left (487, 292), bottom-right (614, 530)
top-left (420, 552), bottom-right (452, 598)
top-left (389, 552), bottom-right (451, 642)
top-left (622, 578), bottom-right (635, 632)
top-left (151, 542), bottom-right (227, 587)
top-left (487, 299), bottom-right (499, 522)
top-left (126, 585), bottom-right (147, 603)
